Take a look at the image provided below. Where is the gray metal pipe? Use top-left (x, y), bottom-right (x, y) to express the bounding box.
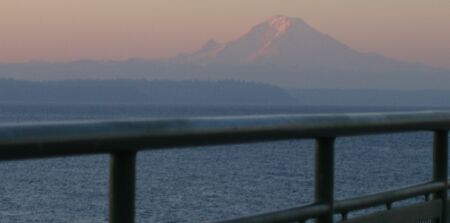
top-left (0, 111), bottom-right (449, 161)
top-left (334, 182), bottom-right (446, 213)
top-left (215, 203), bottom-right (330, 223)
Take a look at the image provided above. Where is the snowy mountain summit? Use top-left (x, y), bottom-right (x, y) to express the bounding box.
top-left (181, 15), bottom-right (361, 67)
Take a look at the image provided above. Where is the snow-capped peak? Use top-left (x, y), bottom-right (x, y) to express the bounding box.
top-left (266, 15), bottom-right (292, 33)
top-left (179, 15), bottom-right (354, 66)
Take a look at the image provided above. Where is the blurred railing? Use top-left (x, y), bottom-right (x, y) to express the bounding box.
top-left (0, 111), bottom-right (449, 223)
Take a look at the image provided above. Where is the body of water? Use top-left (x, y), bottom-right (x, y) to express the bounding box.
top-left (0, 104), bottom-right (447, 222)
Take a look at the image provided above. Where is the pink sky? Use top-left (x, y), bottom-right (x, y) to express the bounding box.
top-left (1, 0), bottom-right (449, 69)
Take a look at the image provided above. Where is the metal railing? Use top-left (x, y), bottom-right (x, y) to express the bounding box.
top-left (0, 111), bottom-right (449, 223)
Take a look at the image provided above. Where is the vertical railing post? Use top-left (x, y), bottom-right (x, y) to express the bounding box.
top-left (315, 137), bottom-right (335, 223)
top-left (432, 130), bottom-right (448, 223)
top-left (109, 151), bottom-right (137, 223)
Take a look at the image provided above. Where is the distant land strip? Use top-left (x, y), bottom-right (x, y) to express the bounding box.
top-left (0, 78), bottom-right (449, 107)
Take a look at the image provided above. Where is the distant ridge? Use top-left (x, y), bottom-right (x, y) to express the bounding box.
top-left (1, 79), bottom-right (450, 107)
top-left (0, 79), bottom-right (297, 105)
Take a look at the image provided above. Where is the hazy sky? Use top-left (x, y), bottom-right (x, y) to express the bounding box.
top-left (1, 0), bottom-right (449, 68)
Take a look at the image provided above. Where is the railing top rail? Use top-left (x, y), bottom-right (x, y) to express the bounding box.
top-left (0, 111), bottom-right (449, 160)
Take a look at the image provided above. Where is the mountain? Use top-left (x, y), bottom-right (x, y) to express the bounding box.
top-left (178, 15), bottom-right (419, 69)
top-left (181, 15), bottom-right (362, 68)
top-left (0, 15), bottom-right (450, 90)
top-left (173, 15), bottom-right (450, 89)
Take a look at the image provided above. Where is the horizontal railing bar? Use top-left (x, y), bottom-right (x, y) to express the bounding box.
top-left (213, 203), bottom-right (330, 223)
top-left (338, 199), bottom-right (442, 223)
top-left (334, 181), bottom-right (446, 213)
top-left (0, 111), bottom-right (449, 161)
